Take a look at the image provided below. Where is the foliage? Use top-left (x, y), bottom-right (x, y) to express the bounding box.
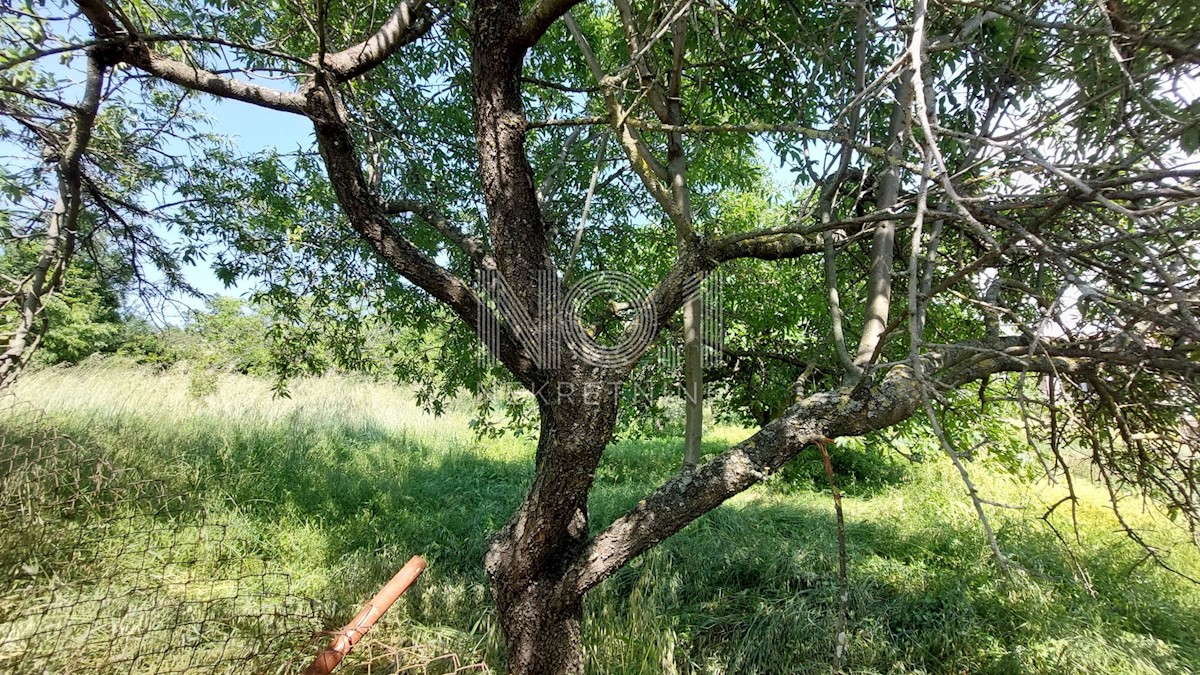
top-left (776, 436), bottom-right (913, 496)
top-left (0, 242), bottom-right (129, 364)
top-left (181, 296), bottom-right (273, 376)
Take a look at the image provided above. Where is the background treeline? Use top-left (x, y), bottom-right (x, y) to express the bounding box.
top-left (0, 249), bottom-right (271, 376)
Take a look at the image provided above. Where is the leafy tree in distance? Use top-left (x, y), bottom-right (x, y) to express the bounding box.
top-left (34, 256), bottom-right (125, 363)
top-left (183, 296), bottom-right (273, 375)
top-left (1, 240), bottom-right (128, 365)
top-left (4, 0), bottom-right (1200, 671)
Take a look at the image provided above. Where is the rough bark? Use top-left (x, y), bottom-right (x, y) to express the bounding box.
top-left (491, 575), bottom-right (585, 675)
top-left (468, 2), bottom-right (607, 671)
top-left (484, 385), bottom-right (618, 674)
top-left (0, 52), bottom-right (106, 390)
top-left (471, 0), bottom-right (554, 314)
top-left (570, 364), bottom-right (925, 593)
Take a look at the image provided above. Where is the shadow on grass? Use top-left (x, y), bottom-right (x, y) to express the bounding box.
top-left (3, 408), bottom-right (1199, 674)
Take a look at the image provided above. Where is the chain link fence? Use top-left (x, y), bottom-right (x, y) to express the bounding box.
top-left (0, 399), bottom-right (489, 674)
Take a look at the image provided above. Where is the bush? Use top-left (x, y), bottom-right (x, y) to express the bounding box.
top-left (116, 297), bottom-right (273, 376)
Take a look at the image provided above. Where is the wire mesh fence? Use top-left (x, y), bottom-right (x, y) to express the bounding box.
top-left (0, 399), bottom-right (320, 673)
top-left (0, 398), bottom-right (489, 674)
top-left (339, 644), bottom-right (492, 674)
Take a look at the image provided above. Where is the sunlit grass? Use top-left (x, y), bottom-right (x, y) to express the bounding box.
top-left (1, 361), bottom-right (1198, 673)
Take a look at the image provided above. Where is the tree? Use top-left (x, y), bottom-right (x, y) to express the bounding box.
top-left (1, 9), bottom-right (211, 386)
top-left (0, 245), bottom-right (130, 364)
top-left (3, 0), bottom-right (1200, 671)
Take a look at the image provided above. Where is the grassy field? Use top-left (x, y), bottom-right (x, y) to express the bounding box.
top-left (1, 362), bottom-right (1199, 674)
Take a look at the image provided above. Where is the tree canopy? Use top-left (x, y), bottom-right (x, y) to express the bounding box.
top-left (2, 0), bottom-right (1199, 670)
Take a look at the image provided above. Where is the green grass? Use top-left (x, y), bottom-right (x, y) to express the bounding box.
top-left (2, 362), bottom-right (1199, 674)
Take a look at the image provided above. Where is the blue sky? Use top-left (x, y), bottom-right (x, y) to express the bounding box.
top-left (1, 46), bottom-right (315, 323)
top-left (156, 97), bottom-right (314, 321)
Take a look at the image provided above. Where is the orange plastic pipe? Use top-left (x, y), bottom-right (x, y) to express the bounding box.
top-left (303, 555), bottom-right (428, 675)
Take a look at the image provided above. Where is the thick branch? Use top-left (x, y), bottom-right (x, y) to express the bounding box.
top-left (321, 0), bottom-right (437, 81)
top-left (572, 365), bottom-right (924, 593)
top-left (135, 49), bottom-right (306, 113)
top-left (851, 71), bottom-right (915, 372)
top-left (708, 232), bottom-right (824, 261)
top-left (75, 0), bottom-right (306, 113)
top-left (571, 330), bottom-right (1157, 593)
top-left (383, 199), bottom-right (489, 264)
top-left (520, 0), bottom-right (586, 47)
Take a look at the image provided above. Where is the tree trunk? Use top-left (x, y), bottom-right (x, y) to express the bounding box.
top-left (490, 568), bottom-right (585, 675)
top-left (0, 54), bottom-right (105, 390)
top-left (483, 388), bottom-right (618, 674)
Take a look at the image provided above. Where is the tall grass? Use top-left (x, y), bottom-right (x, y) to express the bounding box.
top-left (3, 361), bottom-right (1199, 673)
